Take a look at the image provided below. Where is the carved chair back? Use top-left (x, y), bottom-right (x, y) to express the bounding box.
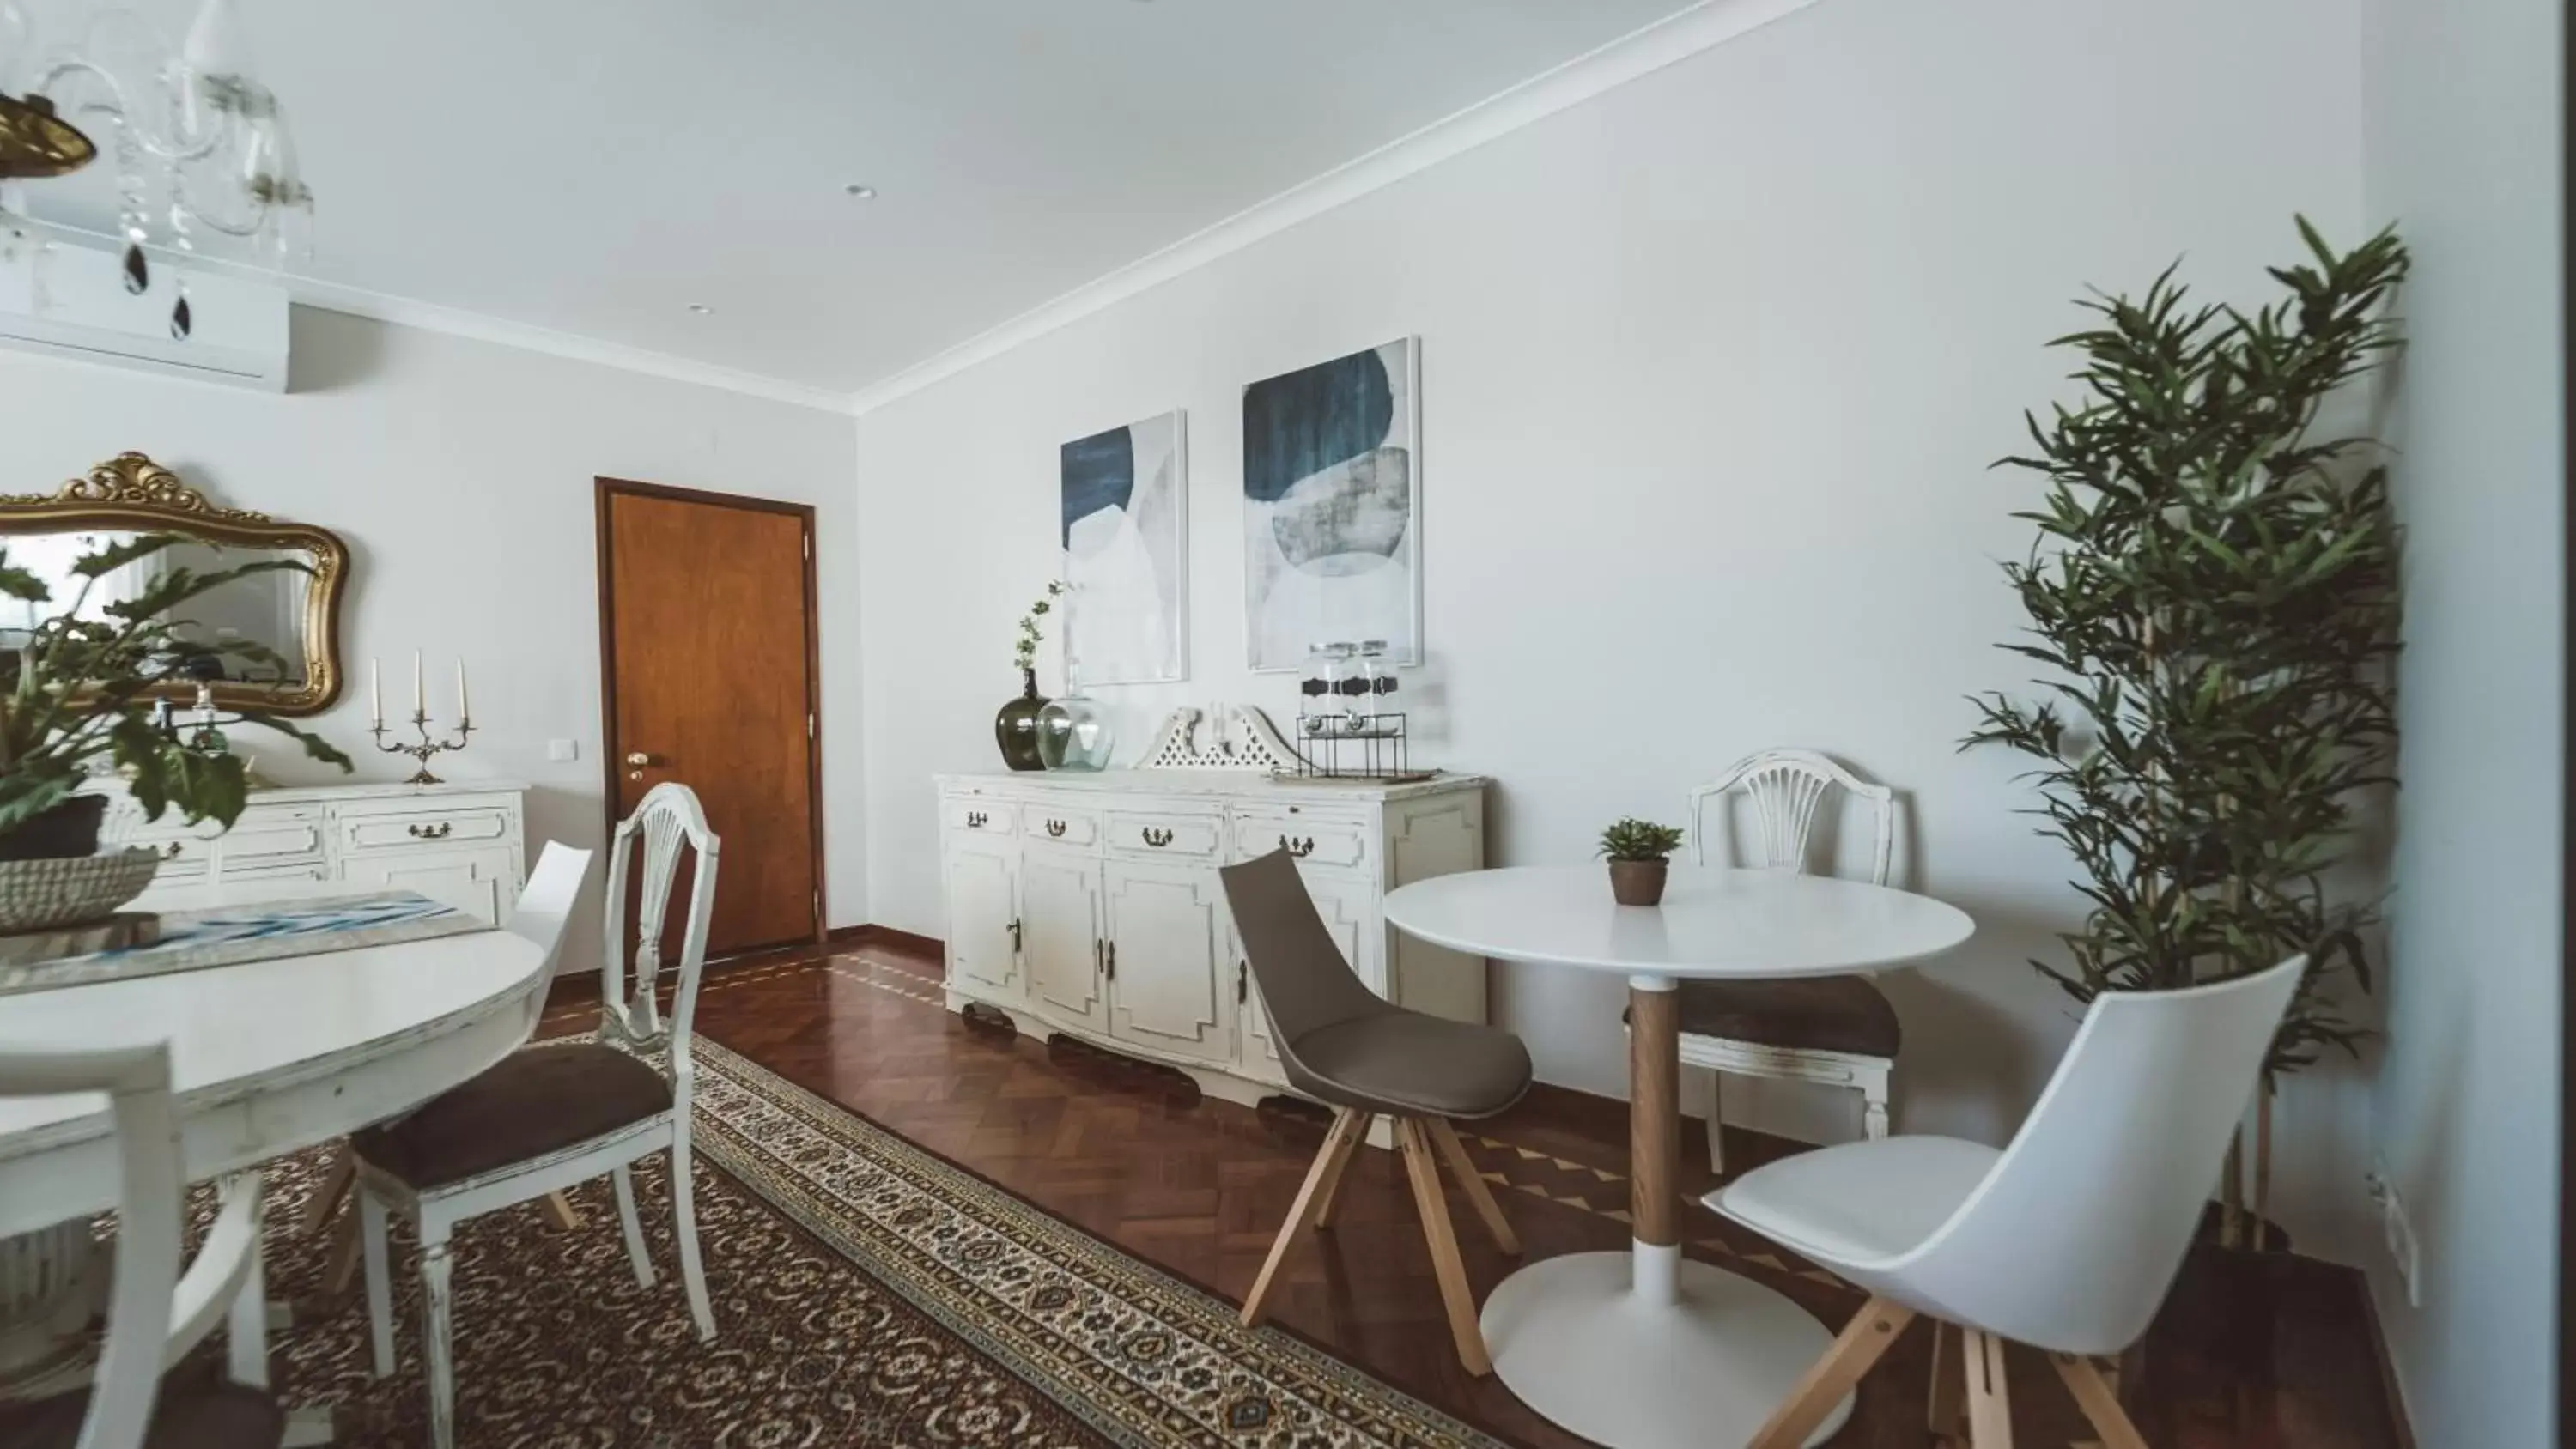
top-left (1686, 748), bottom-right (1894, 886)
top-left (598, 783), bottom-right (721, 1100)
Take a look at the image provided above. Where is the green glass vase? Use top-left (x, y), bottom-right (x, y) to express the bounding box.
top-left (993, 667), bottom-right (1048, 772)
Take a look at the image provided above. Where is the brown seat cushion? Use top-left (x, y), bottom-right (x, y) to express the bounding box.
top-left (1284, 1012), bottom-right (1534, 1120)
top-left (353, 1043), bottom-right (672, 1191)
top-left (0, 1373), bottom-right (283, 1449)
top-left (1648, 976), bottom-right (1902, 1058)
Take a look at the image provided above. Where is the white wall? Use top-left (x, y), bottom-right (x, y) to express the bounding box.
top-left (0, 306), bottom-right (868, 973)
top-left (2362, 0), bottom-right (2565, 1441)
top-left (853, 0), bottom-right (2385, 1248)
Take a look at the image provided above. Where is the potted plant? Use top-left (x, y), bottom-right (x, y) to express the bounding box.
top-left (1, 534), bottom-right (351, 923)
top-left (1599, 818), bottom-right (1686, 906)
top-left (993, 580), bottom-right (1066, 772)
top-left (1965, 219), bottom-right (2407, 1247)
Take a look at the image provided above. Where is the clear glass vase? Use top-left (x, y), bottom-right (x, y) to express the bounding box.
top-left (1036, 669), bottom-right (1116, 772)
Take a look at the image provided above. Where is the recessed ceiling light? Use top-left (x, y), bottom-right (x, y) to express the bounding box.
top-left (687, 303), bottom-right (714, 314)
top-left (843, 183), bottom-right (878, 199)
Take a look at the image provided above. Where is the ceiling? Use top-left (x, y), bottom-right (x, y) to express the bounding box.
top-left (14, 0), bottom-right (1704, 400)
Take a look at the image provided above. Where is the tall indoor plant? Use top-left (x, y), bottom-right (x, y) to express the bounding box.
top-left (1965, 220), bottom-right (2409, 1245)
top-left (1, 533), bottom-right (351, 856)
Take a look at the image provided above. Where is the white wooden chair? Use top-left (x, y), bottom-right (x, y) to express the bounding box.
top-left (1711, 955), bottom-right (2308, 1449)
top-left (1677, 749), bottom-right (1902, 1173)
top-left (355, 798), bottom-right (718, 1449)
top-left (0, 1041), bottom-right (279, 1449)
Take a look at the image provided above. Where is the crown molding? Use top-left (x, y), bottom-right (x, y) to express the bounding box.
top-left (845, 0), bottom-right (1822, 417)
top-left (1, 217), bottom-right (853, 415)
top-left (283, 281), bottom-right (855, 415)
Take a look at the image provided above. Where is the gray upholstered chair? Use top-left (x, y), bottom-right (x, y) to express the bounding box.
top-left (1220, 849), bottom-right (1533, 1376)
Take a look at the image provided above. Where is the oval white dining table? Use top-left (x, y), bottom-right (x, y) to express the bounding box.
top-left (0, 882), bottom-right (549, 1402)
top-left (1382, 864), bottom-right (1975, 1449)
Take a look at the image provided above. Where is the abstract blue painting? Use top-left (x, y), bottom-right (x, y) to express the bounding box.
top-left (1242, 338), bottom-right (1419, 670)
top-left (1061, 409), bottom-right (1188, 684)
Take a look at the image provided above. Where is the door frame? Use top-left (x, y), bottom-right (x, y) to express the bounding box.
top-left (593, 476), bottom-right (827, 951)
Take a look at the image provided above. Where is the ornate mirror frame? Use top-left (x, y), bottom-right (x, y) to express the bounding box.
top-left (0, 452), bottom-right (350, 717)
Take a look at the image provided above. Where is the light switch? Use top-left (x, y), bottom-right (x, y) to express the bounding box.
top-left (547, 738), bottom-right (579, 762)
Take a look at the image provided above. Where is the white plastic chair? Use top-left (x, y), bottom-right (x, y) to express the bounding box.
top-left (1680, 749), bottom-right (1901, 1172)
top-left (1709, 954), bottom-right (2308, 1449)
top-left (359, 798), bottom-right (719, 1449)
top-left (0, 1042), bottom-right (276, 1449)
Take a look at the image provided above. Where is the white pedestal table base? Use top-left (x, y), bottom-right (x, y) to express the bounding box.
top-left (1479, 1246), bottom-right (1851, 1449)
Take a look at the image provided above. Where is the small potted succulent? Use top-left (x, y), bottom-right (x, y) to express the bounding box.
top-left (1598, 818), bottom-right (1685, 906)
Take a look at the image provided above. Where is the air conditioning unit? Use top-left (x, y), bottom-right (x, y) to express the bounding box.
top-left (0, 237), bottom-right (289, 391)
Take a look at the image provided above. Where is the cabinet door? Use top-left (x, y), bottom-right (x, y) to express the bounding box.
top-left (945, 837), bottom-right (1023, 1002)
top-left (338, 848), bottom-right (517, 928)
top-left (1103, 860), bottom-right (1233, 1065)
top-left (1238, 869), bottom-right (1380, 1076)
top-left (1021, 850), bottom-right (1106, 1030)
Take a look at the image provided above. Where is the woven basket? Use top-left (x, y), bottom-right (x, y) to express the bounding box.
top-left (0, 848), bottom-right (164, 933)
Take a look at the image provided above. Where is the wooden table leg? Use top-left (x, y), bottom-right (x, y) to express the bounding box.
top-left (1628, 975), bottom-right (1680, 1303)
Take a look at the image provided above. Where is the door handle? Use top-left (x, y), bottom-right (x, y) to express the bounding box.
top-left (1008, 918), bottom-right (1022, 953)
top-left (626, 751), bottom-right (662, 767)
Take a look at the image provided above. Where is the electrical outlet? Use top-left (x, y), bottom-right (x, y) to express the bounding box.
top-left (2366, 1158), bottom-right (2421, 1307)
top-left (546, 738), bottom-right (579, 763)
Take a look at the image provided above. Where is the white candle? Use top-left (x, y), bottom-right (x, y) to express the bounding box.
top-left (369, 658), bottom-right (382, 729)
top-left (456, 658), bottom-right (470, 726)
top-left (411, 650), bottom-right (423, 722)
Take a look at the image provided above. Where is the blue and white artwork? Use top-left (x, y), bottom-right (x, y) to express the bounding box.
top-left (1061, 409), bottom-right (1188, 684)
top-left (1242, 338), bottom-right (1420, 671)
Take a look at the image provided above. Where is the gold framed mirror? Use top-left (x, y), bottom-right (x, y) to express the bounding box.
top-left (0, 452), bottom-right (349, 717)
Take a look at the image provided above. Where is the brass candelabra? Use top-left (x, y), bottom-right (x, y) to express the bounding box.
top-left (371, 710), bottom-right (474, 786)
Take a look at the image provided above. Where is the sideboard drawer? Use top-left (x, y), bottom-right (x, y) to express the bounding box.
top-left (1019, 803), bottom-right (1099, 848)
top-left (128, 830), bottom-right (215, 881)
top-left (220, 808), bottom-right (326, 869)
top-left (946, 799), bottom-right (1017, 836)
top-left (1233, 813), bottom-right (1372, 872)
top-left (338, 806), bottom-right (515, 854)
top-left (1106, 809), bottom-right (1223, 860)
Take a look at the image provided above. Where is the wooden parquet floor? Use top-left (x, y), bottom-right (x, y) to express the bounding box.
top-left (544, 945), bottom-right (2408, 1449)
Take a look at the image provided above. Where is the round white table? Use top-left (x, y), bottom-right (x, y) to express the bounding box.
top-left (1382, 864), bottom-right (1974, 1449)
top-left (0, 883), bottom-right (549, 1399)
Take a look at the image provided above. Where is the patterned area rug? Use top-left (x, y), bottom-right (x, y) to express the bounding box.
top-left (253, 1038), bottom-right (1512, 1447)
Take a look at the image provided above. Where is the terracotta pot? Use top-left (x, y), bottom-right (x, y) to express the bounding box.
top-left (0, 793), bottom-right (107, 862)
top-left (1608, 858), bottom-right (1668, 906)
top-left (993, 668), bottom-right (1049, 772)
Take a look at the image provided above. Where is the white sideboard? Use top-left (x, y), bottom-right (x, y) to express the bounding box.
top-left (92, 779), bottom-right (532, 927)
top-left (933, 767), bottom-right (1488, 1110)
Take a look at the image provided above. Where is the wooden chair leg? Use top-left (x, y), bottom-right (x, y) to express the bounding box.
top-left (1424, 1118), bottom-right (1521, 1255)
top-left (1240, 1107), bottom-right (1368, 1328)
top-left (1311, 1113), bottom-right (1371, 1230)
top-left (1929, 1320), bottom-right (1968, 1444)
top-left (301, 1144), bottom-right (355, 1236)
top-left (2050, 1354), bottom-right (2148, 1449)
top-left (1703, 1068), bottom-right (1726, 1177)
top-left (543, 1190), bottom-right (584, 1231)
top-left (325, 1210), bottom-right (364, 1298)
top-left (1962, 1328), bottom-right (2014, 1449)
top-left (1395, 1117), bottom-right (1492, 1376)
top-left (1744, 1295), bottom-right (1915, 1449)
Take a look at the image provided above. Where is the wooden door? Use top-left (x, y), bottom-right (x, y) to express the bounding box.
top-left (1022, 849), bottom-right (1106, 1028)
top-left (598, 480), bottom-right (823, 957)
top-left (1103, 859), bottom-right (1233, 1065)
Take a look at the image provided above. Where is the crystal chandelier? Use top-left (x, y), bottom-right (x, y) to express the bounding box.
top-left (0, 0), bottom-right (313, 338)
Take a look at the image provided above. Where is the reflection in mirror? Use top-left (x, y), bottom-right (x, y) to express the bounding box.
top-left (0, 532), bottom-right (321, 689)
top-left (0, 453), bottom-right (349, 716)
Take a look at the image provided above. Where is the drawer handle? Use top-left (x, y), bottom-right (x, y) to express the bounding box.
top-left (1140, 826), bottom-right (1175, 848)
top-left (161, 840), bottom-right (185, 859)
top-left (967, 811), bottom-right (989, 829)
top-left (1008, 918), bottom-right (1022, 952)
top-left (1279, 834), bottom-right (1315, 858)
top-left (1045, 818), bottom-right (1068, 838)
top-left (407, 822), bottom-right (453, 840)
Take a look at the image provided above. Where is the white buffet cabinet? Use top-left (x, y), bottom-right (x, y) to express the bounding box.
top-left (933, 767), bottom-right (1488, 1110)
top-left (92, 779), bottom-right (532, 926)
